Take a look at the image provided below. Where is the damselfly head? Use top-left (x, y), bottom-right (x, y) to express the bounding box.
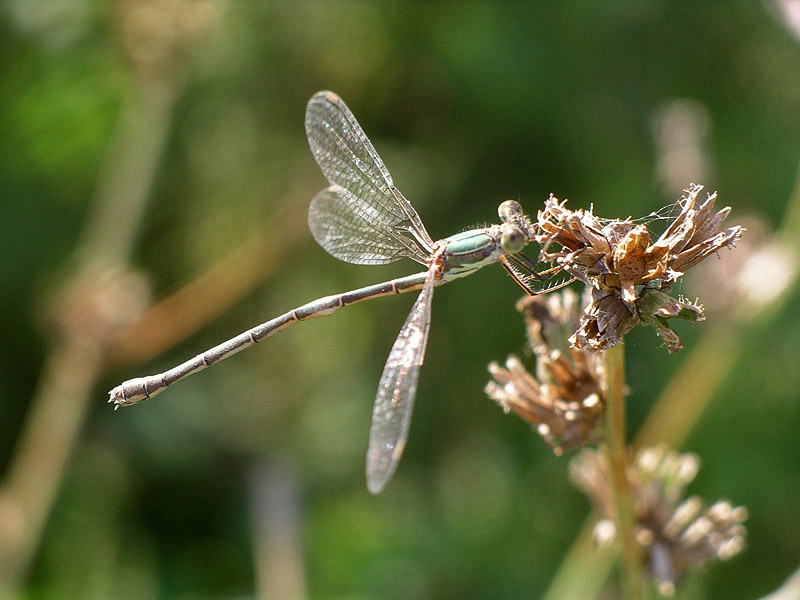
top-left (497, 199), bottom-right (535, 253)
top-left (500, 226), bottom-right (527, 254)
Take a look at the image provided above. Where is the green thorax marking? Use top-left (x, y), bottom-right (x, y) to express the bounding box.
top-left (439, 228), bottom-right (505, 280)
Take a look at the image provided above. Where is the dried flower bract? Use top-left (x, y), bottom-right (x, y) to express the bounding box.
top-left (486, 290), bottom-right (605, 453)
top-left (535, 184), bottom-right (743, 352)
top-left (570, 445), bottom-right (748, 595)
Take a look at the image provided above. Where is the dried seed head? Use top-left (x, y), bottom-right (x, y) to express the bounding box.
top-left (570, 445), bottom-right (748, 594)
top-left (485, 290), bottom-right (605, 453)
top-left (535, 184), bottom-right (742, 352)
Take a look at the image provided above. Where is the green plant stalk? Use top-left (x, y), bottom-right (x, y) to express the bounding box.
top-left (603, 342), bottom-right (642, 600)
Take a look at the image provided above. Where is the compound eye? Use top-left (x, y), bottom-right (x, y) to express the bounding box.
top-left (498, 200), bottom-right (522, 223)
top-left (501, 226), bottom-right (526, 253)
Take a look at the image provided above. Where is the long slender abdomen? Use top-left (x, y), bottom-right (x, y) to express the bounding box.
top-left (108, 271), bottom-right (430, 407)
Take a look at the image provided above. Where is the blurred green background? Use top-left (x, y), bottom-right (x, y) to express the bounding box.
top-left (2, 1), bottom-right (800, 599)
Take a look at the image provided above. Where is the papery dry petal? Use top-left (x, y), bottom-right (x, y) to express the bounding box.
top-left (571, 288), bottom-right (638, 351)
top-left (670, 226), bottom-right (743, 274)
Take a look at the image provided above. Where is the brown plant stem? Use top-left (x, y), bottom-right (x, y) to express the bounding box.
top-left (603, 342), bottom-right (642, 600)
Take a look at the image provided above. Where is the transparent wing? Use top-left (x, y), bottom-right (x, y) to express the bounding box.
top-left (305, 91), bottom-right (434, 262)
top-left (365, 267), bottom-right (436, 494)
top-left (309, 186), bottom-right (427, 265)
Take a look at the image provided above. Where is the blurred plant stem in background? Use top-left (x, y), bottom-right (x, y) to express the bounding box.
top-left (542, 154), bottom-right (800, 599)
top-left (0, 84), bottom-right (179, 596)
top-left (248, 461), bottom-right (308, 600)
top-left (0, 1), bottom-right (203, 593)
top-left (758, 564), bottom-right (800, 600)
top-left (0, 2), bottom-right (316, 594)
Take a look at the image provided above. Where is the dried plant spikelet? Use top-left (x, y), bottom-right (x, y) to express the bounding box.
top-left (486, 291), bottom-right (605, 452)
top-left (570, 445), bottom-right (747, 594)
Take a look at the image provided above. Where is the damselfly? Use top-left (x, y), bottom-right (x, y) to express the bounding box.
top-left (109, 91), bottom-right (558, 494)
